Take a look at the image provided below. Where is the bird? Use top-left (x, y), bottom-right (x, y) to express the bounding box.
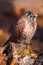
top-left (3, 11), bottom-right (38, 63)
top-left (4, 11), bottom-right (38, 46)
top-left (10, 11), bottom-right (38, 44)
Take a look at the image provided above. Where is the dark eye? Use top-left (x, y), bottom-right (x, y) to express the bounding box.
top-left (25, 11), bottom-right (32, 17)
top-left (30, 15), bottom-right (33, 18)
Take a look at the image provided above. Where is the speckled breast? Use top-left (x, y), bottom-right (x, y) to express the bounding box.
top-left (15, 16), bottom-right (37, 44)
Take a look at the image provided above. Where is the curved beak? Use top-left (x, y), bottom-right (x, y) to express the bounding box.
top-left (33, 15), bottom-right (38, 21)
top-left (35, 15), bottom-right (38, 18)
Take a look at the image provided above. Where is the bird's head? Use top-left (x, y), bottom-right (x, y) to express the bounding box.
top-left (25, 11), bottom-right (38, 21)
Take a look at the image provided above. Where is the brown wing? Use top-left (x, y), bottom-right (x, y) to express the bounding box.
top-left (10, 16), bottom-right (25, 42)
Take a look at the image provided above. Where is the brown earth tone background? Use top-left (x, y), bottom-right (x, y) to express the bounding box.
top-left (0, 0), bottom-right (43, 54)
top-left (0, 0), bottom-right (43, 65)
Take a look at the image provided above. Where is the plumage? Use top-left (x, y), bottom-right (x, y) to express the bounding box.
top-left (10, 11), bottom-right (37, 44)
top-left (4, 11), bottom-right (38, 45)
